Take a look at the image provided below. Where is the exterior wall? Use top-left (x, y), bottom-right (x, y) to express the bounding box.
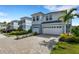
top-left (13, 22), bottom-right (19, 29)
top-left (32, 14), bottom-right (44, 24)
top-left (0, 24), bottom-right (7, 30)
top-left (19, 17), bottom-right (32, 31)
top-left (43, 11), bottom-right (66, 22)
top-left (10, 21), bottom-right (19, 30)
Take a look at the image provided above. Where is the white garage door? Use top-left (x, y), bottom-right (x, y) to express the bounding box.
top-left (42, 26), bottom-right (63, 35)
top-left (33, 28), bottom-right (40, 33)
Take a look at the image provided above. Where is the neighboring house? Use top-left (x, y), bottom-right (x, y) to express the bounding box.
top-left (19, 17), bottom-right (32, 31)
top-left (0, 23), bottom-right (7, 30)
top-left (9, 20), bottom-right (19, 30)
top-left (32, 10), bottom-right (72, 35)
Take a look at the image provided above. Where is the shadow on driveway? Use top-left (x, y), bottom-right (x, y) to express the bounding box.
top-left (39, 39), bottom-right (57, 50)
top-left (36, 34), bottom-right (59, 38)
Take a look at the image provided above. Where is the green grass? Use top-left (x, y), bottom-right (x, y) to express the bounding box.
top-left (50, 42), bottom-right (79, 54)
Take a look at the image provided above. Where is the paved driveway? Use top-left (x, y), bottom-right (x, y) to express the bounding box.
top-left (0, 34), bottom-right (59, 54)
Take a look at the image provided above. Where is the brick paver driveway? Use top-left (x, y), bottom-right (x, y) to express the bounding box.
top-left (0, 34), bottom-right (59, 54)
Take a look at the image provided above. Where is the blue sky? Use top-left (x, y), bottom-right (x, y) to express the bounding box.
top-left (0, 5), bottom-right (79, 26)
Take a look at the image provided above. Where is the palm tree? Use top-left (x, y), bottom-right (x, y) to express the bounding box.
top-left (59, 8), bottom-right (79, 34)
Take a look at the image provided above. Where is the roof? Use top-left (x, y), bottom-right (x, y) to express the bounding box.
top-left (31, 10), bottom-right (67, 16)
top-left (11, 20), bottom-right (18, 22)
top-left (46, 10), bottom-right (67, 15)
top-left (31, 12), bottom-right (45, 16)
top-left (42, 20), bottom-right (62, 24)
top-left (20, 16), bottom-right (32, 20)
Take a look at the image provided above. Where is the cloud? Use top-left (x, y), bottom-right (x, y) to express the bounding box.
top-left (0, 18), bottom-right (11, 22)
top-left (0, 12), bottom-right (8, 17)
top-left (43, 5), bottom-right (78, 12)
top-left (0, 12), bottom-right (12, 22)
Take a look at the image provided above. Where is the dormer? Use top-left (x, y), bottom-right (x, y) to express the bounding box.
top-left (31, 12), bottom-right (45, 24)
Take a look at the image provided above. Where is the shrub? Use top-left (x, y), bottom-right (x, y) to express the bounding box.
top-left (32, 32), bottom-right (38, 35)
top-left (59, 33), bottom-right (79, 43)
top-left (0, 29), bottom-right (19, 33)
top-left (9, 31), bottom-right (27, 35)
top-left (59, 33), bottom-right (69, 41)
top-left (18, 27), bottom-right (23, 31)
top-left (27, 29), bottom-right (32, 33)
top-left (71, 26), bottom-right (79, 37)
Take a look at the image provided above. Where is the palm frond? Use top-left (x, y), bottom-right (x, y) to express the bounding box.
top-left (73, 14), bottom-right (79, 18)
top-left (58, 8), bottom-right (78, 23)
top-left (66, 8), bottom-right (77, 16)
top-left (64, 8), bottom-right (77, 20)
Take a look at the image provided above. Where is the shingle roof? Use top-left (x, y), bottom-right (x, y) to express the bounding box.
top-left (11, 20), bottom-right (19, 22)
top-left (46, 10), bottom-right (67, 15)
top-left (20, 16), bottom-right (32, 20)
top-left (31, 10), bottom-right (67, 16)
top-left (31, 12), bottom-right (45, 16)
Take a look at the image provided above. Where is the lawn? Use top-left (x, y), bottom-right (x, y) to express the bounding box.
top-left (50, 42), bottom-right (79, 54)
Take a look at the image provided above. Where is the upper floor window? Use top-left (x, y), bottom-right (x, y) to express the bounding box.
top-left (33, 17), bottom-right (35, 21)
top-left (36, 16), bottom-right (39, 21)
top-left (46, 16), bottom-right (48, 21)
top-left (49, 15), bottom-right (52, 20)
top-left (22, 19), bottom-right (25, 23)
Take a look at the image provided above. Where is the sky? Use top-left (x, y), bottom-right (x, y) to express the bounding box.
top-left (0, 5), bottom-right (79, 26)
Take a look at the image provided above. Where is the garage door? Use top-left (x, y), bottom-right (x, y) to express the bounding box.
top-left (42, 26), bottom-right (63, 35)
top-left (32, 28), bottom-right (40, 33)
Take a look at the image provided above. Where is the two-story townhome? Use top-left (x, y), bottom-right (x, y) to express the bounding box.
top-left (32, 10), bottom-right (72, 35)
top-left (9, 20), bottom-right (19, 30)
top-left (19, 17), bottom-right (32, 31)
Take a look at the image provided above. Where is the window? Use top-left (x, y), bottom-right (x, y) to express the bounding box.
top-left (46, 16), bottom-right (48, 21)
top-left (33, 17), bottom-right (35, 21)
top-left (56, 26), bottom-right (62, 28)
top-left (59, 26), bottom-right (62, 28)
top-left (22, 19), bottom-right (25, 23)
top-left (53, 26), bottom-right (56, 28)
top-left (36, 16), bottom-right (39, 21)
top-left (57, 26), bottom-right (59, 28)
top-left (49, 15), bottom-right (52, 20)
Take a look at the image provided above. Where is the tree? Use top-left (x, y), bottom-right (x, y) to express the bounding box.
top-left (3, 21), bottom-right (7, 24)
top-left (59, 8), bottom-right (79, 34)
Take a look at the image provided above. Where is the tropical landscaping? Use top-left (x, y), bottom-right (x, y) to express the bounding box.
top-left (51, 27), bottom-right (79, 54)
top-left (51, 8), bottom-right (79, 54)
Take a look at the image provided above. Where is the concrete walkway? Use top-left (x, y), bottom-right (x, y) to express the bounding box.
top-left (0, 34), bottom-right (59, 54)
